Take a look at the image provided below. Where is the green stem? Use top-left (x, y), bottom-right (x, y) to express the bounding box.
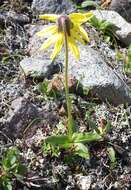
top-left (64, 32), bottom-right (73, 138)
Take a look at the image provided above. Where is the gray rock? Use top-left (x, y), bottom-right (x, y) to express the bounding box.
top-left (110, 0), bottom-right (131, 22)
top-left (27, 24), bottom-right (56, 59)
top-left (1, 96), bottom-right (59, 139)
top-left (20, 57), bottom-right (61, 79)
top-left (3, 97), bottom-right (40, 138)
top-left (92, 10), bottom-right (131, 46)
top-left (31, 0), bottom-right (76, 15)
top-left (0, 83), bottom-right (24, 101)
top-left (68, 46), bottom-right (131, 105)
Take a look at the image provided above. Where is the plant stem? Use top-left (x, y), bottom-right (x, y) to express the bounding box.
top-left (64, 32), bottom-right (73, 138)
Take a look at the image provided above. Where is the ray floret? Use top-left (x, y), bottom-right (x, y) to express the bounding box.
top-left (36, 12), bottom-right (93, 60)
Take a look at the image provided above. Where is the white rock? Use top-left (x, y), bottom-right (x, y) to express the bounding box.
top-left (77, 176), bottom-right (92, 190)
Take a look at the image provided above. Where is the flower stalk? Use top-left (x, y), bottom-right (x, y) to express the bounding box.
top-left (64, 30), bottom-right (73, 138)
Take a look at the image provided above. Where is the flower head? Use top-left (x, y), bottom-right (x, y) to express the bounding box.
top-left (36, 12), bottom-right (93, 60)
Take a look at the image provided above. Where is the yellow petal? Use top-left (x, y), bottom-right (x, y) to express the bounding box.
top-left (68, 36), bottom-right (80, 60)
top-left (75, 25), bottom-right (90, 42)
top-left (69, 13), bottom-right (88, 24)
top-left (71, 29), bottom-right (86, 45)
top-left (69, 13), bottom-right (87, 24)
top-left (39, 14), bottom-right (59, 22)
top-left (36, 25), bottom-right (57, 37)
top-left (50, 33), bottom-right (64, 60)
top-left (40, 33), bottom-right (58, 50)
top-left (84, 11), bottom-right (94, 20)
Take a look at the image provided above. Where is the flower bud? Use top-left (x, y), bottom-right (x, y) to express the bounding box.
top-left (57, 15), bottom-right (73, 36)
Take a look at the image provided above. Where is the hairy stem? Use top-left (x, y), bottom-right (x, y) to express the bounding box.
top-left (64, 32), bottom-right (73, 138)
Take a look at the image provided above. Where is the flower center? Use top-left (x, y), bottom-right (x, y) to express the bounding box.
top-left (57, 15), bottom-right (73, 36)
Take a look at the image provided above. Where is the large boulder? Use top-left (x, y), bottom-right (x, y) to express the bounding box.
top-left (1, 96), bottom-right (59, 139)
top-left (110, 0), bottom-right (131, 22)
top-left (68, 45), bottom-right (131, 106)
top-left (2, 96), bottom-right (40, 138)
top-left (92, 10), bottom-right (131, 46)
top-left (31, 0), bottom-right (76, 15)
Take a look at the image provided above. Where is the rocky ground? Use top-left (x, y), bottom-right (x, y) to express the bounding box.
top-left (0, 0), bottom-right (131, 190)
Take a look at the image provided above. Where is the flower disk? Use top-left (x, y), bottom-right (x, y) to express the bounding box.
top-left (36, 12), bottom-right (93, 60)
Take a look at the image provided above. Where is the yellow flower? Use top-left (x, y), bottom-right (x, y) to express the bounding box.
top-left (36, 12), bottom-right (93, 60)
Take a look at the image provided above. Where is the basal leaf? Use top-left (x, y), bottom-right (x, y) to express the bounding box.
top-left (73, 143), bottom-right (90, 159)
top-left (105, 121), bottom-right (112, 133)
top-left (5, 183), bottom-right (12, 190)
top-left (45, 135), bottom-right (70, 146)
top-left (2, 180), bottom-right (12, 190)
top-left (107, 147), bottom-right (117, 168)
top-left (72, 132), bottom-right (102, 143)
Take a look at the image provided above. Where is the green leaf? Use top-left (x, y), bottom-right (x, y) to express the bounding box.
top-left (128, 56), bottom-right (131, 63)
top-left (1, 147), bottom-right (26, 183)
top-left (39, 80), bottom-right (48, 95)
top-left (89, 15), bottom-right (100, 29)
top-left (89, 16), bottom-right (119, 44)
top-left (68, 116), bottom-right (76, 137)
top-left (104, 35), bottom-right (111, 43)
top-left (107, 147), bottom-right (117, 168)
top-left (14, 174), bottom-right (25, 183)
top-left (17, 164), bottom-right (27, 176)
top-left (42, 142), bottom-right (60, 157)
top-left (45, 135), bottom-right (70, 146)
top-left (5, 183), bottom-right (12, 190)
top-left (72, 132), bottom-right (102, 143)
top-left (2, 179), bottom-right (12, 190)
top-left (128, 45), bottom-right (131, 63)
top-left (81, 1), bottom-right (99, 8)
top-left (73, 143), bottom-right (90, 159)
top-left (116, 51), bottom-right (124, 61)
top-left (100, 21), bottom-right (111, 31)
top-left (38, 80), bottom-right (59, 99)
top-left (2, 148), bottom-right (19, 170)
top-left (128, 44), bottom-right (131, 51)
top-left (105, 121), bottom-right (112, 134)
top-left (10, 156), bottom-right (17, 166)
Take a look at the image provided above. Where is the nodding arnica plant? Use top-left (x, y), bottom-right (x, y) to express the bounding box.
top-left (36, 12), bottom-right (102, 159)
